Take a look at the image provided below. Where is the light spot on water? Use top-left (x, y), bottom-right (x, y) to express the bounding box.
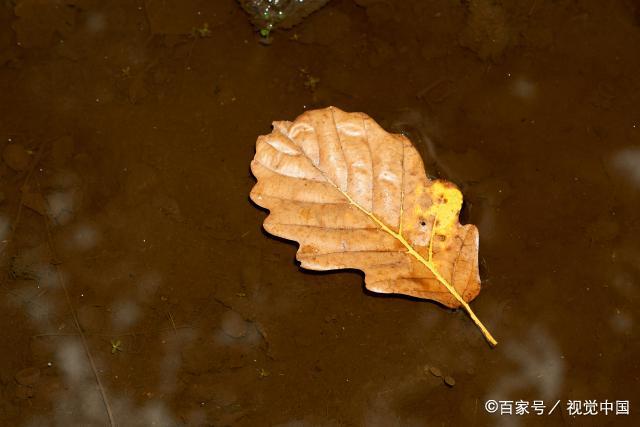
top-left (86, 13), bottom-right (106, 33)
top-left (610, 147), bottom-right (640, 187)
top-left (612, 272), bottom-right (639, 299)
top-left (73, 223), bottom-right (100, 250)
top-left (610, 309), bottom-right (633, 334)
top-left (511, 76), bottom-right (537, 100)
top-left (56, 340), bottom-right (90, 385)
top-left (487, 327), bottom-right (564, 402)
top-left (138, 400), bottom-right (175, 426)
top-left (47, 191), bottom-right (76, 225)
top-left (111, 299), bottom-right (140, 329)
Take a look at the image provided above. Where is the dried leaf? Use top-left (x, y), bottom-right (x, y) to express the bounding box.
top-left (250, 106), bottom-right (496, 345)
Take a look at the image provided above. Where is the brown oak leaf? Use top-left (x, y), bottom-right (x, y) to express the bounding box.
top-left (250, 106), bottom-right (496, 345)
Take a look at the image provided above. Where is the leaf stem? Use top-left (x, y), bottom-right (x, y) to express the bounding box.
top-left (395, 227), bottom-right (497, 347)
top-left (341, 190), bottom-right (498, 346)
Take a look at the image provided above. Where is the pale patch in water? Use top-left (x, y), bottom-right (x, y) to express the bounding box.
top-left (73, 223), bottom-right (100, 250)
top-left (511, 76), bottom-right (537, 101)
top-left (610, 147), bottom-right (640, 187)
top-left (47, 191), bottom-right (76, 225)
top-left (610, 308), bottom-right (633, 335)
top-left (111, 299), bottom-right (141, 329)
top-left (86, 13), bottom-right (106, 33)
top-left (487, 327), bottom-right (564, 401)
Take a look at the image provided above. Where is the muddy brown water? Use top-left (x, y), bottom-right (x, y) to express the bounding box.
top-left (1, 1), bottom-right (639, 426)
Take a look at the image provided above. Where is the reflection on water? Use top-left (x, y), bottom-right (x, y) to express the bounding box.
top-left (489, 327), bottom-right (564, 401)
top-left (611, 147), bottom-right (640, 187)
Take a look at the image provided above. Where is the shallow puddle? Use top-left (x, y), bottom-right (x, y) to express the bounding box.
top-left (1, 0), bottom-right (639, 426)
